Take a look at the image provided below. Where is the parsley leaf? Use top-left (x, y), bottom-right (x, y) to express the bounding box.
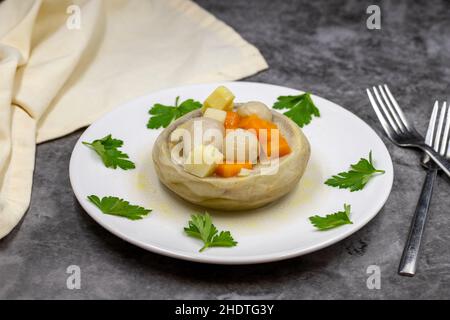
top-left (147, 96), bottom-right (202, 129)
top-left (83, 134), bottom-right (135, 170)
top-left (273, 93), bottom-right (320, 127)
top-left (184, 212), bottom-right (237, 252)
top-left (325, 151), bottom-right (385, 192)
top-left (309, 204), bottom-right (353, 230)
top-left (87, 195), bottom-right (151, 220)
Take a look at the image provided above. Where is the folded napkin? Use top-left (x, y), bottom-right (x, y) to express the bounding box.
top-left (0, 0), bottom-right (267, 239)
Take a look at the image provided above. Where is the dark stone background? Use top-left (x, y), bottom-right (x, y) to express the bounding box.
top-left (1, 0), bottom-right (450, 299)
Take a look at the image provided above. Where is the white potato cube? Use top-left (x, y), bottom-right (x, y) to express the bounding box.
top-left (202, 86), bottom-right (235, 112)
top-left (184, 144), bottom-right (224, 178)
top-left (203, 108), bottom-right (227, 124)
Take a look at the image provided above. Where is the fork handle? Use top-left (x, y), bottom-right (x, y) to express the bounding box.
top-left (398, 168), bottom-right (438, 276)
top-left (420, 144), bottom-right (450, 178)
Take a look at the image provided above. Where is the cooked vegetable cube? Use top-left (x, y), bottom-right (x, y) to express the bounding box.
top-left (215, 162), bottom-right (252, 178)
top-left (184, 144), bottom-right (224, 178)
top-left (203, 108), bottom-right (227, 124)
top-left (238, 114), bottom-right (278, 140)
top-left (224, 111), bottom-right (240, 129)
top-left (261, 135), bottom-right (291, 158)
top-left (238, 115), bottom-right (291, 158)
top-left (202, 86), bottom-right (235, 112)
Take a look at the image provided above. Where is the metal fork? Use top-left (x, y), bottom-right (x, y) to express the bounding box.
top-left (366, 85), bottom-right (450, 178)
top-left (398, 101), bottom-right (450, 276)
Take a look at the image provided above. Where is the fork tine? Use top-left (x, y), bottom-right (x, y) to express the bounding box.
top-left (434, 102), bottom-right (446, 153)
top-left (439, 102), bottom-right (450, 155)
top-left (367, 88), bottom-right (395, 138)
top-left (378, 85), bottom-right (406, 132)
top-left (372, 86), bottom-right (400, 133)
top-left (425, 101), bottom-right (439, 147)
top-left (383, 84), bottom-right (412, 131)
top-left (444, 103), bottom-right (450, 157)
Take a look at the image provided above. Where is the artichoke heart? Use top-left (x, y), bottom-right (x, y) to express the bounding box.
top-left (152, 109), bottom-right (310, 211)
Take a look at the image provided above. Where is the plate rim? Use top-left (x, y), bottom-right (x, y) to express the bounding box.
top-left (69, 81), bottom-right (394, 265)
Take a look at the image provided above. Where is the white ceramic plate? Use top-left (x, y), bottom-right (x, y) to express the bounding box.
top-left (69, 82), bottom-right (393, 264)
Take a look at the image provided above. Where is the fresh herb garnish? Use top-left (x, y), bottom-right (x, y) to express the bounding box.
top-left (273, 93), bottom-right (320, 127)
top-left (87, 195), bottom-right (151, 220)
top-left (309, 204), bottom-right (353, 230)
top-left (325, 151), bottom-right (385, 192)
top-left (83, 134), bottom-right (135, 170)
top-left (184, 212), bottom-right (237, 252)
top-left (147, 96), bottom-right (202, 129)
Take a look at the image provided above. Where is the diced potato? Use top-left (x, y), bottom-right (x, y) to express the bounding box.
top-left (202, 86), bottom-right (235, 112)
top-left (203, 108), bottom-right (227, 124)
top-left (184, 144), bottom-right (224, 178)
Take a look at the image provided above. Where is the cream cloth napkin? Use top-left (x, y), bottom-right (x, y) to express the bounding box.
top-left (0, 0), bottom-right (267, 239)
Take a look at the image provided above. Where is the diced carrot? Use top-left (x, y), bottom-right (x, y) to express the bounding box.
top-left (262, 128), bottom-right (279, 142)
top-left (241, 162), bottom-right (253, 169)
top-left (238, 115), bottom-right (277, 130)
top-left (224, 111), bottom-right (240, 129)
top-left (215, 162), bottom-right (253, 177)
top-left (277, 136), bottom-right (291, 157)
top-left (238, 114), bottom-right (291, 159)
top-left (238, 115), bottom-right (277, 140)
top-left (237, 114), bottom-right (255, 129)
top-left (261, 136), bottom-right (291, 158)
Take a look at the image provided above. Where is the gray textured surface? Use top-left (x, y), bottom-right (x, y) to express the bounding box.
top-left (1, 0), bottom-right (450, 299)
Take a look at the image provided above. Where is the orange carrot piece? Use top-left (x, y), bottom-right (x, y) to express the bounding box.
top-left (241, 162), bottom-right (253, 169)
top-left (262, 136), bottom-right (291, 158)
top-left (238, 115), bottom-right (277, 140)
top-left (277, 136), bottom-right (292, 157)
top-left (238, 115), bottom-right (291, 158)
top-left (224, 111), bottom-right (240, 129)
top-left (215, 162), bottom-right (252, 177)
top-left (237, 114), bottom-right (255, 129)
